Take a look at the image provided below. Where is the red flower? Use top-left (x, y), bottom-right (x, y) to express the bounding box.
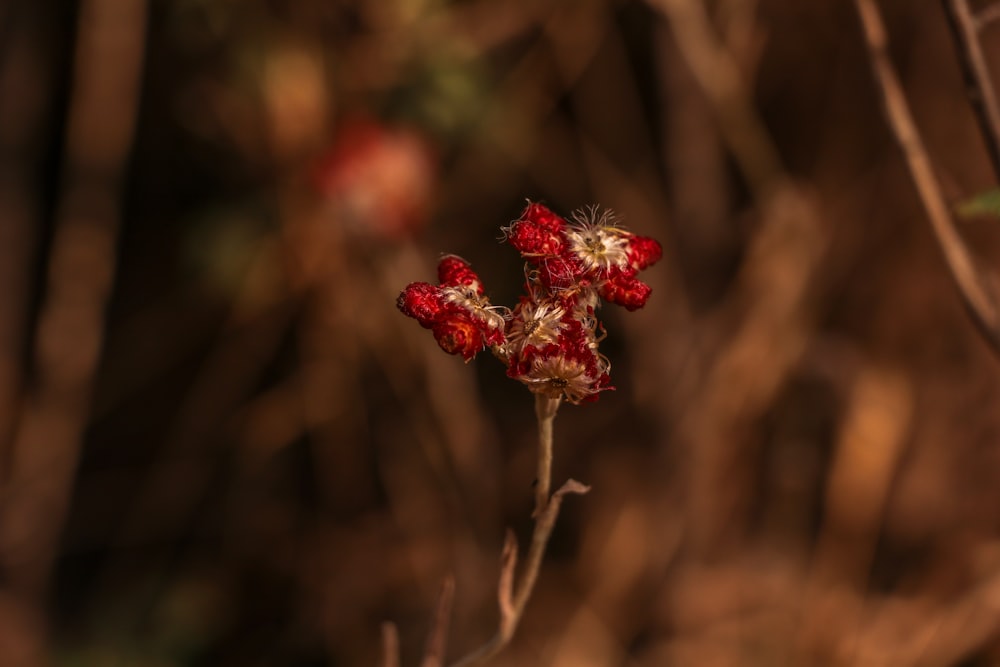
top-left (505, 202), bottom-right (568, 257)
top-left (397, 257), bottom-right (506, 360)
top-left (505, 203), bottom-right (661, 309)
top-left (627, 235), bottom-right (663, 271)
top-left (598, 267), bottom-right (653, 312)
top-left (314, 118), bottom-right (437, 239)
top-left (504, 291), bottom-right (611, 404)
top-left (438, 255), bottom-right (483, 291)
top-left (506, 338), bottom-right (612, 405)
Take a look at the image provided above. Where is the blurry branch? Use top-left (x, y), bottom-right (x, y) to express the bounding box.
top-left (821, 369), bottom-right (912, 579)
top-left (421, 577), bottom-right (456, 667)
top-left (651, 0), bottom-right (766, 309)
top-left (649, 0), bottom-right (827, 552)
top-left (655, 20), bottom-right (729, 309)
top-left (0, 0), bottom-right (147, 612)
top-left (716, 0), bottom-right (765, 75)
top-left (424, 0), bottom-right (556, 58)
top-left (849, 564), bottom-right (1000, 665)
top-left (448, 396), bottom-right (589, 667)
top-left (979, 3), bottom-right (1000, 28)
top-left (381, 623), bottom-right (401, 667)
top-left (87, 243), bottom-right (297, 614)
top-left (0, 9), bottom-right (47, 465)
top-left (942, 0), bottom-right (1000, 182)
top-left (798, 367), bottom-right (913, 660)
top-left (0, 13), bottom-right (62, 646)
top-left (389, 395), bottom-right (589, 667)
top-left (383, 577), bottom-right (457, 667)
top-left (854, 0), bottom-right (1000, 354)
top-left (450, 477), bottom-right (590, 667)
top-left (647, 0), bottom-right (784, 201)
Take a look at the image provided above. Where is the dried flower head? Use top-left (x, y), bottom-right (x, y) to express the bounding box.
top-left (564, 207), bottom-right (631, 275)
top-left (505, 304), bottom-right (612, 403)
top-left (506, 291), bottom-right (567, 352)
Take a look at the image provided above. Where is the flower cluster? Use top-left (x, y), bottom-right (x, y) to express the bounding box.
top-left (398, 202), bottom-right (661, 403)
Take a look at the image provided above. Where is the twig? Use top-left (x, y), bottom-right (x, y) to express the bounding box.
top-left (512, 478), bottom-right (590, 621)
top-left (448, 396), bottom-right (586, 666)
top-left (495, 530), bottom-right (518, 638)
top-left (942, 0), bottom-right (1000, 181)
top-left (421, 577), bottom-right (456, 667)
top-left (975, 2), bottom-right (1000, 30)
top-left (854, 0), bottom-right (1000, 353)
top-left (651, 0), bottom-right (828, 553)
top-left (0, 8), bottom-right (46, 470)
top-left (797, 367), bottom-right (913, 661)
top-left (384, 392), bottom-right (588, 667)
top-left (716, 0), bottom-right (764, 75)
top-left (647, 0), bottom-right (785, 201)
top-left (0, 0), bottom-right (148, 609)
top-left (382, 622), bottom-right (401, 667)
top-left (449, 478), bottom-right (591, 667)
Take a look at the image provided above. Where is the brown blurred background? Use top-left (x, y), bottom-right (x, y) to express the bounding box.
top-left (3, 0), bottom-right (1000, 665)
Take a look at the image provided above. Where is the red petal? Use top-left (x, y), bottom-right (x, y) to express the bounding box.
top-left (599, 272), bottom-right (652, 311)
top-left (519, 202), bottom-right (567, 233)
top-left (432, 313), bottom-right (485, 360)
top-left (438, 256), bottom-right (483, 291)
top-left (627, 236), bottom-right (662, 271)
top-left (397, 282), bottom-right (444, 326)
top-left (507, 220), bottom-right (565, 257)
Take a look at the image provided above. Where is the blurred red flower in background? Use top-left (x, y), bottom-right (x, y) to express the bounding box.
top-left (313, 118), bottom-right (437, 239)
